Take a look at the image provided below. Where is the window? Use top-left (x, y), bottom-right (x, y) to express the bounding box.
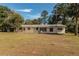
top-left (40, 28), bottom-right (47, 32)
top-left (50, 28), bottom-right (53, 32)
top-left (27, 27), bottom-right (30, 30)
top-left (36, 27), bottom-right (38, 30)
top-left (58, 27), bottom-right (62, 30)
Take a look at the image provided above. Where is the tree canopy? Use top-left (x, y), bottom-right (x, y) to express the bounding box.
top-left (48, 3), bottom-right (79, 35)
top-left (0, 5), bottom-right (24, 32)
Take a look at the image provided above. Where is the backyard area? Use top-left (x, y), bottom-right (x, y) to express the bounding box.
top-left (0, 32), bottom-right (79, 56)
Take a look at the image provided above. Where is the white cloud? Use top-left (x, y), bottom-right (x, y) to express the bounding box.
top-left (16, 9), bottom-right (32, 13)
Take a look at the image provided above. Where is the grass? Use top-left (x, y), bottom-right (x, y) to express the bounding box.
top-left (0, 32), bottom-right (79, 56)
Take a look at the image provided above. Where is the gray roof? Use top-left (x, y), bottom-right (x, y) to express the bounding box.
top-left (22, 24), bottom-right (65, 28)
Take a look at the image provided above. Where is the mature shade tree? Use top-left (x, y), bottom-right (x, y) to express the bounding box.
top-left (0, 5), bottom-right (24, 32)
top-left (48, 3), bottom-right (79, 36)
top-left (24, 19), bottom-right (32, 25)
top-left (48, 14), bottom-right (60, 24)
top-left (49, 4), bottom-right (69, 24)
top-left (37, 18), bottom-right (42, 24)
top-left (25, 19), bottom-right (40, 25)
top-left (54, 4), bottom-right (69, 24)
top-left (25, 10), bottom-right (49, 25)
top-left (41, 10), bottom-right (48, 24)
top-left (67, 3), bottom-right (79, 36)
top-left (0, 6), bottom-right (10, 25)
top-left (32, 19), bottom-right (40, 24)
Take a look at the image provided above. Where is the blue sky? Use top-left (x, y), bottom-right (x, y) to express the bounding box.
top-left (0, 3), bottom-right (56, 20)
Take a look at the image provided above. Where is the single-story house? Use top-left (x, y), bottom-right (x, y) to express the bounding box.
top-left (21, 24), bottom-right (66, 34)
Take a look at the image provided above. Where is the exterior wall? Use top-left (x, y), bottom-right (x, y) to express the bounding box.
top-left (24, 27), bottom-right (34, 33)
top-left (38, 26), bottom-right (65, 34)
top-left (22, 25), bottom-right (65, 34)
top-left (57, 27), bottom-right (65, 34)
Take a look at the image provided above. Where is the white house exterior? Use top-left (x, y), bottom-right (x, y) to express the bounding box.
top-left (22, 24), bottom-right (65, 34)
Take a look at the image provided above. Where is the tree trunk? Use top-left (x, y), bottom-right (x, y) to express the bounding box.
top-left (62, 15), bottom-right (66, 25)
top-left (75, 17), bottom-right (78, 36)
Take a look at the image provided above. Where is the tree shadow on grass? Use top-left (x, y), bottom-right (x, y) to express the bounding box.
top-left (40, 33), bottom-right (64, 36)
top-left (64, 33), bottom-right (79, 37)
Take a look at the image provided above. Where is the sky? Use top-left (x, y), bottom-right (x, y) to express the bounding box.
top-left (0, 3), bottom-right (56, 20)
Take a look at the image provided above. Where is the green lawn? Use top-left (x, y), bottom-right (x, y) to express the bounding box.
top-left (0, 32), bottom-right (79, 56)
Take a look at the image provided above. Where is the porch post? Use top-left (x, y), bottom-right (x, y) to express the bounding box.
top-left (38, 27), bottom-right (40, 33)
top-left (47, 27), bottom-right (49, 33)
